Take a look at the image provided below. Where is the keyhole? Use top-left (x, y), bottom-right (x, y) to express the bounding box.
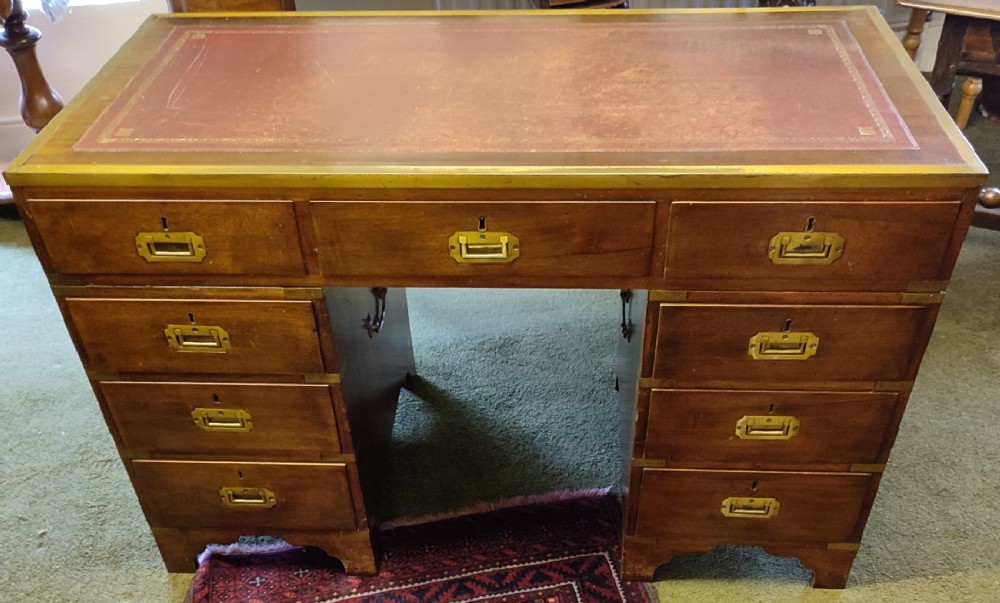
top-left (212, 393), bottom-right (221, 405)
top-left (477, 216), bottom-right (487, 232)
top-left (751, 480), bottom-right (759, 492)
top-left (767, 403), bottom-right (775, 414)
top-left (805, 217), bottom-right (815, 232)
top-left (188, 313), bottom-right (196, 324)
top-left (237, 471), bottom-right (244, 480)
top-left (783, 319), bottom-right (793, 332)
top-left (160, 217), bottom-right (169, 231)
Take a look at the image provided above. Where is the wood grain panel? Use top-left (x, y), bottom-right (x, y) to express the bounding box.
top-left (634, 468), bottom-right (873, 543)
top-left (649, 303), bottom-right (934, 385)
top-left (130, 460), bottom-right (357, 530)
top-left (26, 199), bottom-right (304, 276)
top-left (310, 201), bottom-right (655, 279)
top-left (643, 389), bottom-right (900, 470)
top-left (664, 201), bottom-right (962, 286)
top-left (101, 381), bottom-right (343, 460)
top-left (64, 298), bottom-right (326, 374)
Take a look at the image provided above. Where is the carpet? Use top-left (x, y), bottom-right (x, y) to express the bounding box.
top-left (186, 493), bottom-right (654, 603)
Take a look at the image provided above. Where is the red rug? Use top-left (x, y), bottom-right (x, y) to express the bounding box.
top-left (186, 494), bottom-right (654, 603)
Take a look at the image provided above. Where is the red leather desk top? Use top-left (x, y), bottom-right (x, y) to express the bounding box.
top-left (77, 18), bottom-right (912, 155)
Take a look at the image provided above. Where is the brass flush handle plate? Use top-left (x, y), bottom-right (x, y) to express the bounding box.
top-left (748, 331), bottom-right (819, 360)
top-left (721, 496), bottom-right (780, 519)
top-left (192, 408), bottom-right (253, 432)
top-left (164, 324), bottom-right (231, 353)
top-left (449, 231), bottom-right (520, 264)
top-left (136, 231), bottom-right (206, 262)
top-left (736, 415), bottom-right (800, 440)
top-left (768, 231), bottom-right (843, 265)
top-left (219, 487), bottom-right (276, 509)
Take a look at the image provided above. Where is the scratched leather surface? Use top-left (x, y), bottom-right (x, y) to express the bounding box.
top-left (76, 17), bottom-right (916, 156)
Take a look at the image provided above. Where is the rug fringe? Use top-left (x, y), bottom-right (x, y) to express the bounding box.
top-left (196, 539), bottom-right (297, 565)
top-left (379, 487), bottom-right (615, 530)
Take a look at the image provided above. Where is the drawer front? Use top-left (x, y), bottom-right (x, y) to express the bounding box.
top-left (102, 381), bottom-right (343, 460)
top-left (633, 468), bottom-right (873, 543)
top-left (643, 389), bottom-right (900, 470)
top-left (664, 201), bottom-right (961, 286)
top-left (310, 200), bottom-right (656, 278)
top-left (65, 298), bottom-right (326, 374)
top-left (650, 303), bottom-right (934, 385)
top-left (26, 199), bottom-right (305, 276)
top-left (131, 460), bottom-right (357, 530)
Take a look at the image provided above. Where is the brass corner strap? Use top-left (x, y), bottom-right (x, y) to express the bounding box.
top-left (50, 285), bottom-right (91, 297)
top-left (283, 287), bottom-right (324, 300)
top-left (900, 292), bottom-right (945, 305)
top-left (304, 373), bottom-right (342, 384)
top-left (649, 290), bottom-right (689, 303)
top-left (849, 463), bottom-right (885, 473)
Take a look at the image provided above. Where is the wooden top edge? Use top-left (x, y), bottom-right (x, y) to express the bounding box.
top-left (159, 7), bottom-right (877, 19)
top-left (4, 165), bottom-right (987, 190)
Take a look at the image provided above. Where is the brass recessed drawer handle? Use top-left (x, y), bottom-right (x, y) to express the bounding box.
top-left (448, 231), bottom-right (520, 264)
top-left (768, 231), bottom-right (844, 265)
top-left (748, 331), bottom-right (819, 360)
top-left (721, 496), bottom-right (780, 519)
top-left (736, 415), bottom-right (800, 440)
top-left (191, 408), bottom-right (253, 432)
top-left (164, 324), bottom-right (231, 353)
top-left (135, 232), bottom-right (206, 263)
top-left (219, 487), bottom-right (276, 509)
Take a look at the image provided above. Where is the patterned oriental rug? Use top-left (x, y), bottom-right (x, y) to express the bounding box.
top-left (186, 493), bottom-right (655, 603)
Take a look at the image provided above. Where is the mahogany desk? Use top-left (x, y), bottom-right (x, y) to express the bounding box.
top-left (4, 7), bottom-right (986, 589)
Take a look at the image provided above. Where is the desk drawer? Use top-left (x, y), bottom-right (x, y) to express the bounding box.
top-left (633, 468), bottom-right (873, 543)
top-left (642, 389), bottom-right (900, 470)
top-left (310, 200), bottom-right (655, 278)
top-left (663, 201), bottom-right (961, 288)
top-left (25, 199), bottom-right (305, 276)
top-left (649, 303), bottom-right (934, 385)
top-left (131, 460), bottom-right (357, 530)
top-left (64, 298), bottom-right (326, 375)
top-left (102, 381), bottom-right (343, 460)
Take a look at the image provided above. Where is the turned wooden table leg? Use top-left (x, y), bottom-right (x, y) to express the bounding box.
top-left (903, 8), bottom-right (930, 60)
top-left (956, 76), bottom-right (983, 129)
top-left (1, 0), bottom-right (64, 132)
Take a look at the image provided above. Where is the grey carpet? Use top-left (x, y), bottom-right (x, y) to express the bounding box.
top-left (386, 289), bottom-right (622, 521)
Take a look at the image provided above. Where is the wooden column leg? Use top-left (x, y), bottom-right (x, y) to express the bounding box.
top-left (956, 76), bottom-right (983, 129)
top-left (903, 8), bottom-right (930, 60)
